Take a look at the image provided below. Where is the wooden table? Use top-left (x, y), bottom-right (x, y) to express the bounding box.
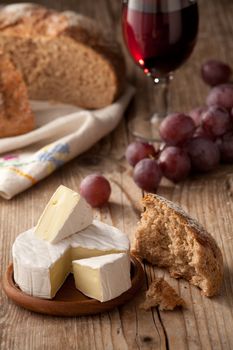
top-left (1, 0), bottom-right (233, 349)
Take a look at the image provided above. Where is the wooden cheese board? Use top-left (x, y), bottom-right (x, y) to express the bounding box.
top-left (3, 255), bottom-right (144, 317)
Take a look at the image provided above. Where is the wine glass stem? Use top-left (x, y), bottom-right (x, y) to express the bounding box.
top-left (145, 74), bottom-right (171, 141)
top-left (128, 74), bottom-right (171, 142)
top-left (152, 74), bottom-right (171, 121)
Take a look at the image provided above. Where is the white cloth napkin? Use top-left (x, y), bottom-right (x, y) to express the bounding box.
top-left (0, 85), bottom-right (134, 199)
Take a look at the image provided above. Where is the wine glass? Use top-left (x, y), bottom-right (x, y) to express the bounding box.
top-left (122, 0), bottom-right (199, 141)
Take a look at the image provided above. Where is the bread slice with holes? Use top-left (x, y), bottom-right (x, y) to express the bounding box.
top-left (141, 277), bottom-right (185, 311)
top-left (133, 194), bottom-right (223, 297)
top-left (0, 3), bottom-right (125, 109)
top-left (0, 52), bottom-right (35, 137)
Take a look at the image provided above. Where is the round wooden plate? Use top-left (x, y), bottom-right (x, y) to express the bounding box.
top-left (3, 255), bottom-right (144, 317)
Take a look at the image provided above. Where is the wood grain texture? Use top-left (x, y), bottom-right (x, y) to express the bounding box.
top-left (0, 0), bottom-right (233, 349)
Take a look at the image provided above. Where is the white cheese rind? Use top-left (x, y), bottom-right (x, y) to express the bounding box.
top-left (34, 185), bottom-right (93, 244)
top-left (12, 220), bottom-right (130, 299)
top-left (72, 253), bottom-right (132, 302)
top-left (70, 220), bottom-right (130, 251)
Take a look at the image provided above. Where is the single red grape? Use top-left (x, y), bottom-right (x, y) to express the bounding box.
top-left (158, 146), bottom-right (191, 183)
top-left (189, 106), bottom-right (208, 127)
top-left (133, 159), bottom-right (162, 193)
top-left (193, 126), bottom-right (216, 140)
top-left (159, 113), bottom-right (195, 145)
top-left (186, 137), bottom-right (220, 172)
top-left (206, 84), bottom-right (233, 110)
top-left (80, 174), bottom-right (111, 207)
top-left (201, 60), bottom-right (232, 86)
top-left (202, 105), bottom-right (231, 137)
top-left (217, 132), bottom-right (233, 163)
top-left (125, 141), bottom-right (157, 167)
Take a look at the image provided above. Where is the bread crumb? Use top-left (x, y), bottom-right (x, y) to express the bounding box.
top-left (0, 52), bottom-right (35, 137)
top-left (141, 277), bottom-right (185, 311)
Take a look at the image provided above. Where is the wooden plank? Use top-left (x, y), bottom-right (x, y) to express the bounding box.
top-left (0, 0), bottom-right (233, 349)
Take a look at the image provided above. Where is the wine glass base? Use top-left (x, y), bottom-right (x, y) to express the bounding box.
top-left (128, 114), bottom-right (163, 142)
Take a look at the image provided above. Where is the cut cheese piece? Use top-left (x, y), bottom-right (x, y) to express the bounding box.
top-left (72, 253), bottom-right (131, 302)
top-left (34, 185), bottom-right (93, 243)
top-left (13, 220), bottom-right (130, 299)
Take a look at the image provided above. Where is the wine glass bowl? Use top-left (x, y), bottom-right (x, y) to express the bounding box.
top-left (122, 0), bottom-right (199, 140)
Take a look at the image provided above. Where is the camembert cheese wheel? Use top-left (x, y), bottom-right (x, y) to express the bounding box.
top-left (13, 220), bottom-right (130, 299)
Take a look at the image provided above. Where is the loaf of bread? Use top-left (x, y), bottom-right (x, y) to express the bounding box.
top-left (141, 277), bottom-right (185, 311)
top-left (134, 194), bottom-right (223, 297)
top-left (0, 52), bottom-right (35, 137)
top-left (0, 4), bottom-right (125, 109)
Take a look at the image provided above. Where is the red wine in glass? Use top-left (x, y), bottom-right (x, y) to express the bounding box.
top-left (122, 0), bottom-right (199, 140)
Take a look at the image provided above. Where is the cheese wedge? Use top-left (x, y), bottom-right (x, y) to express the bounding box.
top-left (34, 185), bottom-right (93, 243)
top-left (13, 220), bottom-right (130, 299)
top-left (72, 253), bottom-right (131, 302)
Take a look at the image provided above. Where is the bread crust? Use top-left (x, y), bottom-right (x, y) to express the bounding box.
top-left (134, 194), bottom-right (223, 297)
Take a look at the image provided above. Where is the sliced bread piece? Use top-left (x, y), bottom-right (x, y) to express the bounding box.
top-left (134, 194), bottom-right (223, 297)
top-left (0, 52), bottom-right (35, 137)
top-left (141, 277), bottom-right (185, 311)
top-left (0, 4), bottom-right (125, 109)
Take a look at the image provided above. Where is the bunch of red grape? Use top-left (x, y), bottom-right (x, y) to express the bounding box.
top-left (126, 59), bottom-right (233, 193)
